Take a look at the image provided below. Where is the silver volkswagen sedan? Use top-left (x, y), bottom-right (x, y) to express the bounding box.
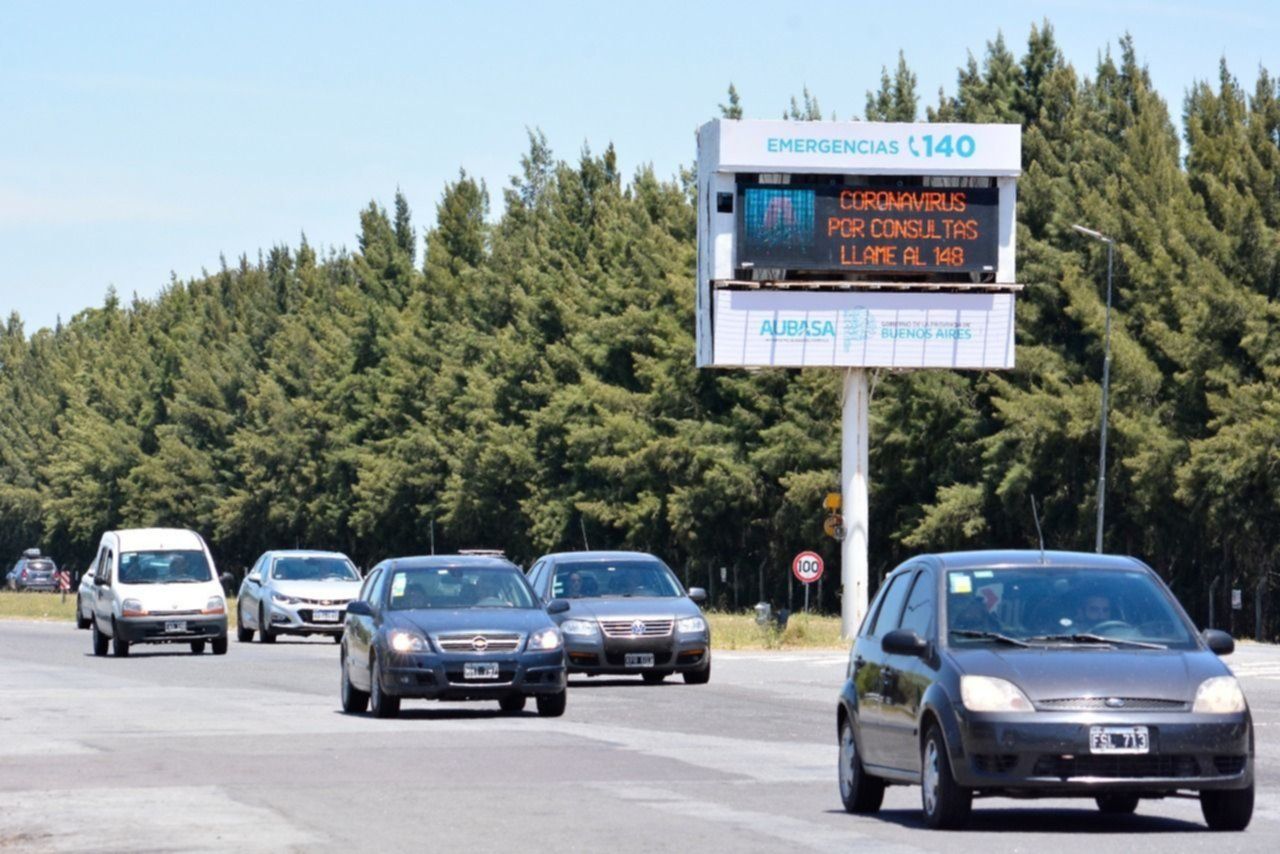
top-left (236, 550), bottom-right (362, 643)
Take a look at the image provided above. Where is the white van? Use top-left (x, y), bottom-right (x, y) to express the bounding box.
top-left (90, 528), bottom-right (228, 656)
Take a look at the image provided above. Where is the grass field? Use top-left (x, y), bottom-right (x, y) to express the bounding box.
top-left (0, 591), bottom-right (79, 621)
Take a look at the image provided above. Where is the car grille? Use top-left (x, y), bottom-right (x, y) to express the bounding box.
top-left (434, 632), bottom-right (523, 653)
top-left (299, 597), bottom-right (350, 606)
top-left (1035, 697), bottom-right (1188, 711)
top-left (599, 618), bottom-right (674, 638)
top-left (1032, 754), bottom-right (1200, 779)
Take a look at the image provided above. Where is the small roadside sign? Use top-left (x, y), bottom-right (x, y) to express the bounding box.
top-left (792, 551), bottom-right (824, 585)
top-left (823, 492), bottom-right (842, 512)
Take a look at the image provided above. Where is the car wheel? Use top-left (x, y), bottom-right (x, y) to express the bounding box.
top-left (92, 619), bottom-right (108, 657)
top-left (76, 596), bottom-right (91, 629)
top-left (211, 636), bottom-right (228, 655)
top-left (642, 672), bottom-right (667, 684)
top-left (369, 653), bottom-right (400, 718)
top-left (1096, 794), bottom-right (1139, 814)
top-left (499, 695), bottom-right (526, 714)
top-left (683, 657), bottom-right (711, 685)
top-left (536, 690), bottom-right (567, 718)
top-left (190, 640), bottom-right (206, 654)
top-left (332, 633), bottom-right (342, 644)
top-left (1201, 781), bottom-right (1253, 831)
top-left (838, 717), bottom-right (885, 813)
top-left (340, 652), bottom-right (369, 714)
top-left (236, 605), bottom-right (253, 642)
top-left (259, 606), bottom-right (276, 643)
top-left (111, 621), bottom-right (130, 657)
top-left (921, 725), bottom-right (971, 829)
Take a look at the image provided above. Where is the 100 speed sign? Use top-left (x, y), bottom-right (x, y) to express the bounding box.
top-left (792, 551), bottom-right (824, 585)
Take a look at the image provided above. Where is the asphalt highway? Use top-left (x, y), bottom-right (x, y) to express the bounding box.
top-left (1, 621), bottom-right (1278, 853)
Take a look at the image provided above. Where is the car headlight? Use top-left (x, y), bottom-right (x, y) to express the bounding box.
top-left (960, 675), bottom-right (1034, 712)
top-left (677, 616), bottom-right (707, 634)
top-left (559, 619), bottom-right (599, 637)
top-left (388, 630), bottom-right (428, 653)
top-left (527, 627), bottom-right (563, 651)
top-left (203, 596), bottom-right (225, 615)
top-left (121, 598), bottom-right (147, 617)
top-left (272, 591), bottom-right (300, 605)
top-left (1192, 676), bottom-right (1247, 714)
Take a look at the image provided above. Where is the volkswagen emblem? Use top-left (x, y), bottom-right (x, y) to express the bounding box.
top-left (471, 636), bottom-right (488, 652)
top-left (630, 620), bottom-right (645, 637)
top-left (1105, 697), bottom-right (1125, 709)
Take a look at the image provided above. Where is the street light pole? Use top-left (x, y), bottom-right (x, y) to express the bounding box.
top-left (1072, 224), bottom-right (1114, 554)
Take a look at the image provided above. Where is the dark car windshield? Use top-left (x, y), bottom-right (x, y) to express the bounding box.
top-left (271, 556), bottom-right (359, 582)
top-left (551, 560), bottom-right (684, 599)
top-left (388, 567), bottom-right (538, 610)
top-left (945, 567), bottom-right (1197, 650)
top-left (119, 550), bottom-right (213, 584)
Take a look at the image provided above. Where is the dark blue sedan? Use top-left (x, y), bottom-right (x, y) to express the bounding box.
top-left (340, 555), bottom-right (568, 718)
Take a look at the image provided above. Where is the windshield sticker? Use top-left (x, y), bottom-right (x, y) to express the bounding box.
top-left (949, 574), bottom-right (972, 594)
top-left (392, 573), bottom-right (406, 596)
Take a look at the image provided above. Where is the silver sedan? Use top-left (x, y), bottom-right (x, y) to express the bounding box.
top-left (236, 550), bottom-right (362, 643)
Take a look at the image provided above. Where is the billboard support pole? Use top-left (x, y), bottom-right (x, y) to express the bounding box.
top-left (842, 368), bottom-right (870, 639)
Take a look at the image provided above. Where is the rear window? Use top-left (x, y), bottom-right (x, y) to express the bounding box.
top-left (25, 560), bottom-right (55, 572)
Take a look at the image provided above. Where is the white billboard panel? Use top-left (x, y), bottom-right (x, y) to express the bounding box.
top-left (712, 290), bottom-right (1015, 369)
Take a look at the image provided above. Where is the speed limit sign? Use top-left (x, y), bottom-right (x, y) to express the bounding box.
top-left (792, 551), bottom-right (823, 585)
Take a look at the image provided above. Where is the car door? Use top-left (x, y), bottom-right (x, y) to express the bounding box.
top-left (346, 566), bottom-right (383, 691)
top-left (879, 566), bottom-right (938, 772)
top-left (239, 555), bottom-right (267, 628)
top-left (854, 569), bottom-right (915, 770)
top-left (93, 544), bottom-right (115, 631)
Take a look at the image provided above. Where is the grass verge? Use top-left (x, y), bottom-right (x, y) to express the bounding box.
top-left (0, 592), bottom-right (241, 627)
top-left (707, 611), bottom-right (847, 651)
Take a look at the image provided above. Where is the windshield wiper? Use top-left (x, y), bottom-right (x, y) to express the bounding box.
top-left (950, 629), bottom-right (1036, 647)
top-left (1028, 632), bottom-right (1167, 650)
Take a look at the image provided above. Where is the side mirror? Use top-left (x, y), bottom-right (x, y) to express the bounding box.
top-left (247, 572), bottom-right (260, 583)
top-left (97, 575), bottom-right (111, 587)
top-left (881, 628), bottom-right (928, 657)
top-left (546, 598), bottom-right (570, 615)
top-left (687, 587), bottom-right (707, 604)
top-left (346, 600), bottom-right (373, 617)
top-left (1203, 628), bottom-right (1235, 656)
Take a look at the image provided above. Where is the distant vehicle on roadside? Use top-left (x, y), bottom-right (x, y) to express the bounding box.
top-left (7, 549), bottom-right (58, 592)
top-left (836, 550), bottom-right (1253, 831)
top-left (524, 551), bottom-right (711, 685)
top-left (236, 550), bottom-right (362, 643)
top-left (89, 528), bottom-right (228, 657)
top-left (76, 556), bottom-right (99, 629)
top-left (340, 554), bottom-right (568, 718)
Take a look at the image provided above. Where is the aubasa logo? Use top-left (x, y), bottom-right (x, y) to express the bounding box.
top-left (759, 319), bottom-right (835, 338)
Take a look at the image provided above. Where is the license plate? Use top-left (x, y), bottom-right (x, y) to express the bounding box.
top-left (164, 620), bottom-right (187, 633)
top-left (1090, 726), bottom-right (1149, 754)
top-left (464, 662), bottom-right (500, 680)
top-left (312, 609), bottom-right (340, 622)
top-left (625, 653), bottom-right (655, 668)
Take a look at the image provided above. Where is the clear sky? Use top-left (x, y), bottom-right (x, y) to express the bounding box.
top-left (3, 1), bottom-right (1275, 333)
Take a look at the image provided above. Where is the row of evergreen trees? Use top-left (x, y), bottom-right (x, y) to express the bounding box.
top-left (2, 25), bottom-right (1277, 632)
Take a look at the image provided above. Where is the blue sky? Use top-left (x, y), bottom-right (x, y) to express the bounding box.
top-left (2, 1), bottom-right (1275, 333)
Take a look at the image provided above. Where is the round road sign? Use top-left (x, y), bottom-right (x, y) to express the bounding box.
top-left (792, 551), bottom-right (824, 585)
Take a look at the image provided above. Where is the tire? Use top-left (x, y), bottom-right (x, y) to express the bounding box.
top-left (369, 654), bottom-right (400, 718)
top-left (340, 652), bottom-right (369, 714)
top-left (259, 606), bottom-right (276, 643)
top-left (1201, 781), bottom-right (1253, 831)
top-left (211, 636), bottom-right (228, 655)
top-left (76, 597), bottom-right (91, 629)
top-left (111, 621), bottom-right (130, 657)
top-left (536, 690), bottom-right (567, 718)
top-left (683, 657), bottom-right (711, 685)
top-left (92, 619), bottom-right (108, 657)
top-left (190, 640), bottom-right (206, 654)
top-left (236, 605), bottom-right (253, 642)
top-left (499, 695), bottom-right (526, 714)
top-left (332, 633), bottom-right (342, 644)
top-left (642, 671), bottom-right (667, 684)
top-left (920, 725), bottom-right (971, 829)
top-left (1096, 794), bottom-right (1139, 814)
top-left (838, 717), bottom-right (885, 814)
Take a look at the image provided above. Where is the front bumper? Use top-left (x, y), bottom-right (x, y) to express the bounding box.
top-left (378, 648), bottom-right (567, 700)
top-left (267, 600), bottom-right (349, 634)
top-left (954, 711), bottom-right (1253, 793)
top-left (117, 614), bottom-right (228, 644)
top-left (563, 632), bottom-right (710, 674)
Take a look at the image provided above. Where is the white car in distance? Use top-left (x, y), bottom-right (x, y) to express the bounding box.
top-left (237, 550), bottom-right (362, 643)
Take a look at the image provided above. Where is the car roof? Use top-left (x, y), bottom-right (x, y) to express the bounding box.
top-left (910, 549), bottom-right (1147, 572)
top-left (262, 550), bottom-right (351, 559)
top-left (540, 550), bottom-right (663, 563)
top-left (381, 555), bottom-right (520, 571)
top-left (108, 528), bottom-right (205, 552)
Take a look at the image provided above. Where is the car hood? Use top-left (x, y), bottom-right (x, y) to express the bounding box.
top-left (554, 597), bottom-right (702, 621)
top-left (948, 646), bottom-right (1230, 702)
top-left (390, 608), bottom-right (554, 636)
top-left (117, 581), bottom-right (223, 612)
top-left (271, 580), bottom-right (361, 600)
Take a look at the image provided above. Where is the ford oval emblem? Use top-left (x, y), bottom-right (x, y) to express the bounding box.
top-left (631, 620), bottom-right (645, 636)
top-left (1105, 697), bottom-right (1125, 708)
top-left (472, 636), bottom-right (488, 652)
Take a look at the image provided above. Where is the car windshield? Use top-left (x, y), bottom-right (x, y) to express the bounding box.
top-left (388, 567), bottom-right (538, 610)
top-left (945, 567), bottom-right (1197, 650)
top-left (551, 560), bottom-right (684, 599)
top-left (271, 556), bottom-right (359, 582)
top-left (118, 550), bottom-right (213, 584)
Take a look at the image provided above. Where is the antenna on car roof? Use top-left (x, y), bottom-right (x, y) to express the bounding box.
top-left (1030, 494), bottom-right (1046, 565)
